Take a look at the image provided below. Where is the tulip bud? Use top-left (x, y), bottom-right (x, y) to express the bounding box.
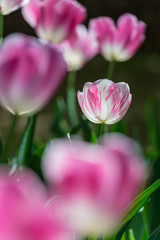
top-left (42, 134), bottom-right (146, 236)
top-left (0, 34), bottom-right (67, 115)
top-left (58, 25), bottom-right (98, 71)
top-left (89, 13), bottom-right (146, 61)
top-left (77, 79), bottom-right (132, 124)
top-left (22, 0), bottom-right (86, 43)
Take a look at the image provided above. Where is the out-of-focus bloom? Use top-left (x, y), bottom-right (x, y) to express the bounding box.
top-left (0, 33), bottom-right (67, 115)
top-left (0, 0), bottom-right (30, 15)
top-left (42, 134), bottom-right (146, 236)
top-left (22, 0), bottom-right (86, 44)
top-left (89, 13), bottom-right (146, 61)
top-left (58, 25), bottom-right (98, 71)
top-left (77, 79), bottom-right (132, 124)
top-left (0, 168), bottom-right (70, 240)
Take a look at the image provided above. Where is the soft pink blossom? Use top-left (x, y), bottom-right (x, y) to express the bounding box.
top-left (42, 134), bottom-right (146, 236)
top-left (77, 79), bottom-right (132, 124)
top-left (89, 13), bottom-right (146, 61)
top-left (0, 33), bottom-right (67, 115)
top-left (22, 0), bottom-right (86, 43)
top-left (0, 0), bottom-right (30, 15)
top-left (58, 25), bottom-right (98, 71)
top-left (0, 168), bottom-right (71, 240)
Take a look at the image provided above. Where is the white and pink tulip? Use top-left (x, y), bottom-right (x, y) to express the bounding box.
top-left (89, 13), bottom-right (146, 61)
top-left (42, 134), bottom-right (146, 236)
top-left (77, 79), bottom-right (132, 124)
top-left (0, 33), bottom-right (67, 115)
top-left (22, 0), bottom-right (86, 43)
top-left (58, 25), bottom-right (98, 71)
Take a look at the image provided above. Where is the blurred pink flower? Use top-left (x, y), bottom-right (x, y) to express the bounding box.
top-left (0, 168), bottom-right (71, 240)
top-left (22, 0), bottom-right (86, 43)
top-left (58, 25), bottom-right (98, 71)
top-left (77, 79), bottom-right (132, 124)
top-left (42, 134), bottom-right (146, 236)
top-left (0, 33), bottom-right (67, 115)
top-left (0, 0), bottom-right (30, 15)
top-left (89, 13), bottom-right (146, 61)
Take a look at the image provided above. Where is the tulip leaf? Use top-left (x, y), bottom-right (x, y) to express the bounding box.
top-left (17, 115), bottom-right (37, 167)
top-left (124, 179), bottom-right (160, 223)
top-left (115, 180), bottom-right (160, 240)
top-left (147, 225), bottom-right (160, 240)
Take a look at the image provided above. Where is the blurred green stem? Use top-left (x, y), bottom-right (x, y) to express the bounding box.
top-left (0, 14), bottom-right (3, 44)
top-left (107, 61), bottom-right (116, 79)
top-left (1, 114), bottom-right (18, 163)
top-left (99, 123), bottom-right (105, 137)
top-left (142, 205), bottom-right (149, 238)
top-left (67, 71), bottom-right (79, 127)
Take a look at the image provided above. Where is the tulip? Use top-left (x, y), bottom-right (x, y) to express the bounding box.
top-left (42, 134), bottom-right (146, 236)
top-left (77, 78), bottom-right (132, 124)
top-left (22, 0), bottom-right (86, 44)
top-left (89, 13), bottom-right (146, 61)
top-left (0, 0), bottom-right (30, 15)
top-left (0, 168), bottom-right (71, 240)
top-left (0, 33), bottom-right (67, 115)
top-left (58, 25), bottom-right (98, 71)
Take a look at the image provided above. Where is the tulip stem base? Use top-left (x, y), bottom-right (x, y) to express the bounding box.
top-left (0, 14), bottom-right (3, 44)
top-left (107, 61), bottom-right (116, 79)
top-left (1, 114), bottom-right (18, 163)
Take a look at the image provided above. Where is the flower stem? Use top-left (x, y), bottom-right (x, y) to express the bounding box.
top-left (142, 205), bottom-right (149, 238)
top-left (0, 13), bottom-right (3, 44)
top-left (99, 123), bottom-right (105, 137)
top-left (67, 71), bottom-right (79, 127)
top-left (1, 114), bottom-right (18, 163)
top-left (107, 61), bottom-right (116, 79)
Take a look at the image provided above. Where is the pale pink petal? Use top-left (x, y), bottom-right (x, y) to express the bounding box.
top-left (89, 13), bottom-right (146, 61)
top-left (0, 0), bottom-right (30, 15)
top-left (22, 0), bottom-right (86, 43)
top-left (0, 33), bottom-right (67, 115)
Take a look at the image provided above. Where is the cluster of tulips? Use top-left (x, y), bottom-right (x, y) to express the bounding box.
top-left (0, 1), bottom-right (159, 240)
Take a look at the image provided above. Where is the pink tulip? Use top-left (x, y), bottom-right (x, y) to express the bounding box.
top-left (0, 0), bottom-right (30, 15)
top-left (0, 33), bottom-right (67, 115)
top-left (58, 25), bottom-right (98, 71)
top-left (22, 0), bottom-right (86, 43)
top-left (0, 168), bottom-right (71, 240)
top-left (77, 79), bottom-right (132, 124)
top-left (89, 13), bottom-right (146, 61)
top-left (42, 134), bottom-right (146, 236)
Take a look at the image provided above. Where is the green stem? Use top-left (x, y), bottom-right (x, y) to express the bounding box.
top-left (107, 61), bottom-right (116, 79)
top-left (0, 13), bottom-right (3, 44)
top-left (99, 123), bottom-right (105, 137)
top-left (1, 114), bottom-right (18, 163)
top-left (67, 71), bottom-right (79, 127)
top-left (142, 205), bottom-right (149, 238)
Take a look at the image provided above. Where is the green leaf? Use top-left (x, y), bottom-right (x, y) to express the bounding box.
top-left (115, 180), bottom-right (160, 240)
top-left (116, 219), bottom-right (133, 240)
top-left (147, 226), bottom-right (160, 240)
top-left (17, 115), bottom-right (37, 167)
top-left (124, 179), bottom-right (160, 224)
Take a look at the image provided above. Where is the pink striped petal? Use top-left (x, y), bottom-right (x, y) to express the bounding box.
top-left (77, 79), bottom-right (132, 124)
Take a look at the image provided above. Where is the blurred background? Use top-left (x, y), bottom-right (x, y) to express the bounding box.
top-left (1, 0), bottom-right (160, 147)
